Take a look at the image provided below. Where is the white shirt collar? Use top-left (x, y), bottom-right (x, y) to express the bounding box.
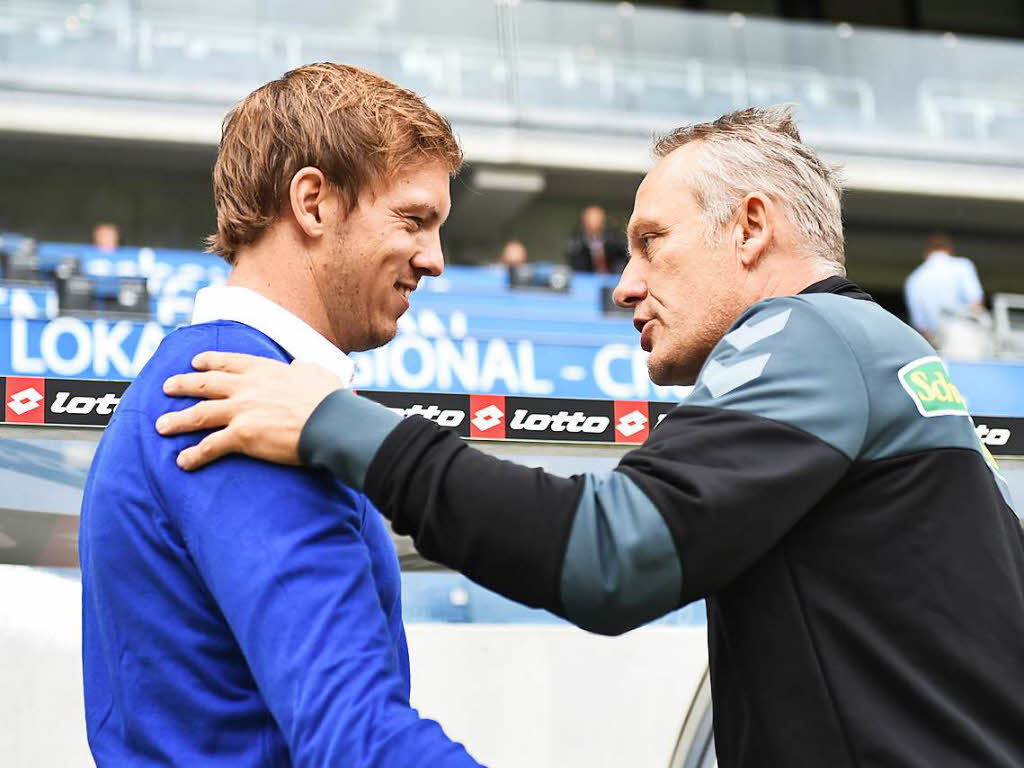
top-left (191, 285), bottom-right (355, 387)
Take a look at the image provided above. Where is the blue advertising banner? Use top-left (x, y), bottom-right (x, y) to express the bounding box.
top-left (0, 315), bottom-right (690, 401)
top-left (1, 314), bottom-right (1022, 412)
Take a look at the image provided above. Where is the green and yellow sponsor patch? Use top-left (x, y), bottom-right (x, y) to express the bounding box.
top-left (898, 356), bottom-right (969, 417)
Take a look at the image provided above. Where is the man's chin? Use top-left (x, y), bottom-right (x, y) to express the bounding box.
top-left (647, 353), bottom-right (700, 388)
top-left (348, 324), bottom-right (398, 353)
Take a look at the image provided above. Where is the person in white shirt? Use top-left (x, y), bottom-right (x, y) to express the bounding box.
top-left (904, 233), bottom-right (985, 343)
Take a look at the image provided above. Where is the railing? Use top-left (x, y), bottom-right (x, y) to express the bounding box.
top-left (1, 0), bottom-right (1023, 160)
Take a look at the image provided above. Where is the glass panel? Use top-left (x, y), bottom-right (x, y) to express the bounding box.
top-left (2, 0), bottom-right (1022, 159)
top-left (0, 427), bottom-right (97, 567)
top-left (998, 460), bottom-right (1024, 515)
top-left (2, 422), bottom-right (1019, 593)
top-left (402, 439), bottom-right (710, 625)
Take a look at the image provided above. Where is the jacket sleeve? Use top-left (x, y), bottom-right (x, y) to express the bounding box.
top-left (301, 297), bottom-right (868, 635)
top-left (565, 237), bottom-right (591, 272)
top-left (148, 417), bottom-right (483, 767)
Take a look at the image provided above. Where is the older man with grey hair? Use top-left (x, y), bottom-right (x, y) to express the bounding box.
top-left (158, 106), bottom-right (1024, 768)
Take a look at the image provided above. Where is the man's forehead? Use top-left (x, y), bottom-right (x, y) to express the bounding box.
top-left (631, 147), bottom-right (698, 225)
top-left (350, 166), bottom-right (451, 224)
top-left (389, 161), bottom-right (450, 192)
top-left (649, 144), bottom-right (699, 187)
top-left (382, 162), bottom-right (451, 205)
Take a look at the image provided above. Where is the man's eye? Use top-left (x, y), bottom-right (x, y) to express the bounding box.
top-left (406, 216), bottom-right (424, 229)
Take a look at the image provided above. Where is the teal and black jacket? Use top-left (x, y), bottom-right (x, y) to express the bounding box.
top-left (301, 279), bottom-right (1024, 768)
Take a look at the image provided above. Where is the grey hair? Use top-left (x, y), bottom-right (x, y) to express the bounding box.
top-left (654, 105), bottom-right (845, 276)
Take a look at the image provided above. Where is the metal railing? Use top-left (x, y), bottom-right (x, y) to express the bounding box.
top-left (0, 0), bottom-right (1022, 159)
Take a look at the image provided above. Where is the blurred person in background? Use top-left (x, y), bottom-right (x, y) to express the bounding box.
top-left (79, 63), bottom-right (483, 768)
top-left (904, 232), bottom-right (987, 352)
top-left (565, 203), bottom-right (627, 273)
top-left (498, 237), bottom-right (528, 268)
top-left (159, 106), bottom-right (1024, 768)
top-left (91, 221), bottom-right (120, 253)
top-left (498, 237), bottom-right (570, 292)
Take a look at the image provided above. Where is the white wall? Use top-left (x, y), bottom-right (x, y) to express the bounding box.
top-left (407, 624), bottom-right (708, 768)
top-left (0, 566), bottom-right (92, 768)
top-left (0, 567), bottom-right (708, 768)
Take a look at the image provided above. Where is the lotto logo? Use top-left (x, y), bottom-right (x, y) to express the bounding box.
top-left (508, 409), bottom-right (609, 434)
top-left (398, 403), bottom-right (466, 429)
top-left (614, 400), bottom-right (650, 443)
top-left (44, 379), bottom-right (131, 426)
top-left (5, 377), bottom-right (45, 424)
top-left (616, 410), bottom-right (648, 438)
top-left (472, 405), bottom-right (504, 432)
top-left (361, 392), bottom-right (471, 437)
top-left (469, 395), bottom-right (506, 439)
top-left (976, 423), bottom-right (1011, 447)
top-left (9, 387), bottom-right (43, 415)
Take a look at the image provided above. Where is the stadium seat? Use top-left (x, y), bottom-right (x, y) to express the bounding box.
top-left (55, 274), bottom-right (150, 318)
top-left (0, 235), bottom-right (43, 282)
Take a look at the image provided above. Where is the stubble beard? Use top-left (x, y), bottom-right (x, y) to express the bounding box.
top-left (647, 336), bottom-right (715, 387)
top-left (321, 229), bottom-right (406, 353)
top-left (318, 232), bottom-right (383, 353)
top-left (353, 319), bottom-right (398, 353)
top-left (647, 300), bottom-right (743, 387)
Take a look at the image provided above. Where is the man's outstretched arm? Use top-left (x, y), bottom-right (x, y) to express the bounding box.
top-left (159, 359), bottom-right (682, 633)
top-left (159, 298), bottom-right (868, 634)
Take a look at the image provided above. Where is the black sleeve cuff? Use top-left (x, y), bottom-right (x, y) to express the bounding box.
top-left (297, 389), bottom-right (401, 491)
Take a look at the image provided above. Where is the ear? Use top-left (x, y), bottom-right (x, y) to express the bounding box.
top-left (288, 167), bottom-right (330, 240)
top-left (735, 193), bottom-right (773, 269)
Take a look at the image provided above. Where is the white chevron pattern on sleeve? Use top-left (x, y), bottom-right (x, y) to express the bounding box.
top-left (702, 354), bottom-right (773, 398)
top-left (723, 308), bottom-right (792, 351)
top-left (698, 308), bottom-right (794, 399)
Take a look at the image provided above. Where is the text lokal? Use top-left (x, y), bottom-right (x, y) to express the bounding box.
top-left (50, 391), bottom-right (121, 415)
top-left (509, 409), bottom-right (608, 433)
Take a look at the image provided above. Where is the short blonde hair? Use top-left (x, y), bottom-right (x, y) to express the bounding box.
top-left (655, 105), bottom-right (845, 274)
top-left (208, 62), bottom-right (463, 263)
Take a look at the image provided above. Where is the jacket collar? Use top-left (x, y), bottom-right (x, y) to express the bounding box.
top-left (799, 276), bottom-right (874, 302)
top-left (191, 285), bottom-right (355, 386)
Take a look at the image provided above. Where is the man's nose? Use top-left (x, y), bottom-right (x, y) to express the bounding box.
top-left (613, 261), bottom-right (647, 308)
top-left (412, 234), bottom-right (444, 277)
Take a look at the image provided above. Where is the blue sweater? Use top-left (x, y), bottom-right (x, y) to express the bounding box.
top-left (80, 321), bottom-right (481, 767)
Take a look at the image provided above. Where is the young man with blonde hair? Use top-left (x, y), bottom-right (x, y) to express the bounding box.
top-left (80, 63), bottom-right (483, 767)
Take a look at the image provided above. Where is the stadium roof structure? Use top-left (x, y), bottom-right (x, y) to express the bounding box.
top-left (2, 0), bottom-right (1023, 201)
